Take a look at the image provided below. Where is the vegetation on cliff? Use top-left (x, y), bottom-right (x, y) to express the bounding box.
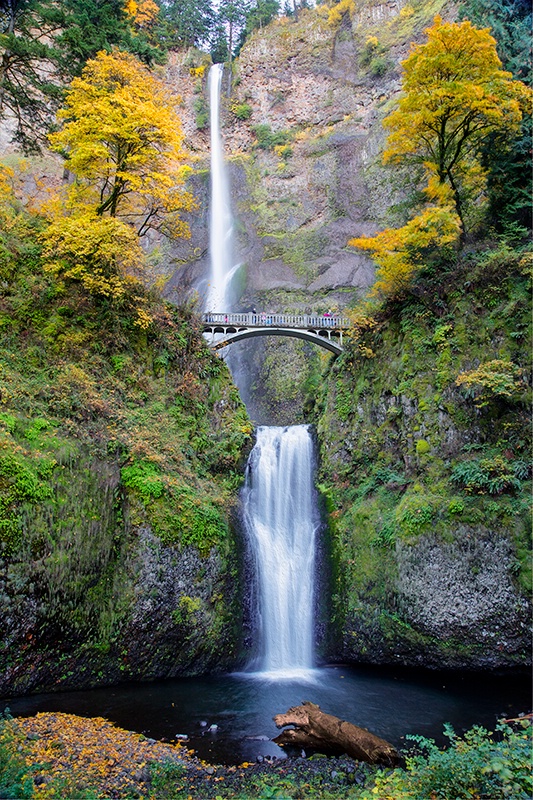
top-left (0, 126), bottom-right (251, 689)
top-left (313, 14), bottom-right (531, 667)
top-left (316, 237), bottom-right (531, 663)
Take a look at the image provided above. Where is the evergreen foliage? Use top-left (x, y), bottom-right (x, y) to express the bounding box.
top-left (458, 0), bottom-right (532, 230)
top-left (0, 0), bottom-right (167, 153)
top-left (161, 0), bottom-right (216, 48)
top-left (217, 0), bottom-right (250, 65)
top-left (0, 0), bottom-right (64, 152)
top-left (237, 0), bottom-right (280, 51)
top-left (458, 0), bottom-right (532, 81)
top-left (56, 0), bottom-right (163, 73)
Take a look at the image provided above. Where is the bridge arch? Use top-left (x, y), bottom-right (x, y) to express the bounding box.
top-left (208, 326), bottom-right (343, 354)
top-left (202, 312), bottom-right (349, 356)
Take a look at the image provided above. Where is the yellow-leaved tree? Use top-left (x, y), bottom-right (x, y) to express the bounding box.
top-left (42, 49), bottom-right (195, 326)
top-left (349, 16), bottom-right (532, 301)
top-left (382, 16), bottom-right (531, 225)
top-left (124, 0), bottom-right (160, 30)
top-left (351, 202), bottom-right (461, 299)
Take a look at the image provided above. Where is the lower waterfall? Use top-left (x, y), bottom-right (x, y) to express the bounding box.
top-left (242, 425), bottom-right (319, 677)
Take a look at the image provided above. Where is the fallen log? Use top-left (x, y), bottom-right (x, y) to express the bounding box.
top-left (273, 701), bottom-right (401, 767)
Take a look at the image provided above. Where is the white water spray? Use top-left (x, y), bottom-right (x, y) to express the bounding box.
top-left (206, 63), bottom-right (238, 312)
top-left (243, 425), bottom-right (319, 678)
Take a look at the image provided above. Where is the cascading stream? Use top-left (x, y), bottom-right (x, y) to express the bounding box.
top-left (206, 63), bottom-right (239, 313)
top-left (243, 425), bottom-right (319, 678)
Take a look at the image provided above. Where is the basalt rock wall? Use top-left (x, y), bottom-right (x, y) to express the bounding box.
top-left (161, 0), bottom-right (453, 423)
top-left (314, 246), bottom-right (532, 670)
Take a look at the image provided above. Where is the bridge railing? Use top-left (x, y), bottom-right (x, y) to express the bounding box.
top-left (202, 312), bottom-right (351, 329)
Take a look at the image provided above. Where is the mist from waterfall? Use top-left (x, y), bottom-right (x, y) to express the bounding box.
top-left (206, 63), bottom-right (239, 313)
top-left (242, 425), bottom-right (319, 679)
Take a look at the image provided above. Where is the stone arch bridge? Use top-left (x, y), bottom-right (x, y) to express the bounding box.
top-left (202, 313), bottom-right (350, 355)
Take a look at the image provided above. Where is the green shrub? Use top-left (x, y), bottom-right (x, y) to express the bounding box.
top-left (0, 413), bottom-right (16, 433)
top-left (0, 453), bottom-right (53, 554)
top-left (451, 456), bottom-right (528, 495)
top-left (148, 761), bottom-right (186, 798)
top-left (369, 55), bottom-right (393, 76)
top-left (361, 721), bottom-right (532, 800)
top-left (171, 595), bottom-right (202, 626)
top-left (393, 491), bottom-right (444, 537)
top-left (252, 124), bottom-right (291, 150)
top-left (121, 460), bottom-right (165, 502)
top-left (276, 145), bottom-right (293, 160)
top-left (415, 438), bottom-right (430, 455)
top-left (193, 97), bottom-right (208, 130)
top-left (232, 102), bottom-right (253, 120)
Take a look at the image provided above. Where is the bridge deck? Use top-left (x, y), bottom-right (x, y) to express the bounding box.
top-left (202, 312), bottom-right (350, 329)
top-left (202, 312), bottom-right (349, 354)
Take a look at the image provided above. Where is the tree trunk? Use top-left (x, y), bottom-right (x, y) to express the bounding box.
top-left (273, 701), bottom-right (401, 767)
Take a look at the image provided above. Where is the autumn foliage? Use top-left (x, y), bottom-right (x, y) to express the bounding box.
top-left (42, 49), bottom-right (195, 326)
top-left (455, 359), bottom-right (526, 407)
top-left (48, 49), bottom-right (194, 233)
top-left (383, 16), bottom-right (531, 222)
top-left (350, 204), bottom-right (461, 299)
top-left (349, 16), bottom-right (532, 300)
top-left (125, 0), bottom-right (160, 30)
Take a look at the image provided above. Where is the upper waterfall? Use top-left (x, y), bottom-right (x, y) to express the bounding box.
top-left (206, 63), bottom-right (239, 313)
top-left (242, 425), bottom-right (320, 678)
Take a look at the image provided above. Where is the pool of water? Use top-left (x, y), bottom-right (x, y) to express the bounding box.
top-left (4, 665), bottom-right (531, 764)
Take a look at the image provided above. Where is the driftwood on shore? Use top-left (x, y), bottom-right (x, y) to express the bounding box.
top-left (273, 701), bottom-right (401, 767)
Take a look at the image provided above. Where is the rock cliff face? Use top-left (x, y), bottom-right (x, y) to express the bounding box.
top-left (314, 247), bottom-right (532, 670)
top-left (159, 0), bottom-right (454, 422)
top-left (1, 521), bottom-right (244, 696)
top-left (166, 1), bottom-right (454, 312)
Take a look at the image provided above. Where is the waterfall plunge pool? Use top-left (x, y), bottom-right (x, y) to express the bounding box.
top-left (6, 425), bottom-right (529, 764)
top-left (5, 665), bottom-right (530, 765)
